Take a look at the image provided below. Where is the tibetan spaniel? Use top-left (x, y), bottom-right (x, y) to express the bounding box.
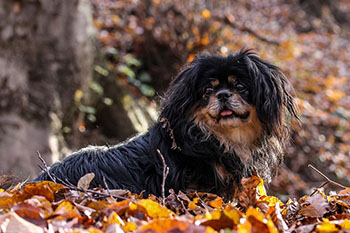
top-left (35, 49), bottom-right (298, 199)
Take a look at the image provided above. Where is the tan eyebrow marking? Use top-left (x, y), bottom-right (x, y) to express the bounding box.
top-left (210, 79), bottom-right (220, 87)
top-left (228, 75), bottom-right (236, 84)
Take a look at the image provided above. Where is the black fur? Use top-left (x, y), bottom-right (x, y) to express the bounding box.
top-left (34, 49), bottom-right (298, 199)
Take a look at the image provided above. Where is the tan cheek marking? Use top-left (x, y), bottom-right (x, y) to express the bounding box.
top-left (210, 79), bottom-right (220, 87)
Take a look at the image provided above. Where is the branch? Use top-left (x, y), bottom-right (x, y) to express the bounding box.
top-left (157, 149), bottom-right (170, 205)
top-left (213, 13), bottom-right (281, 46)
top-left (308, 164), bottom-right (347, 196)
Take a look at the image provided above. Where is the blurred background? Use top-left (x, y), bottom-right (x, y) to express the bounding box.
top-left (0, 0), bottom-right (349, 200)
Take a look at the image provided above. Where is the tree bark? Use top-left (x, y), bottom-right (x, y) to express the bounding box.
top-left (0, 0), bottom-right (95, 179)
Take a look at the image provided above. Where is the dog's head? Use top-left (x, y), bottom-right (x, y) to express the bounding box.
top-left (160, 49), bottom-right (298, 160)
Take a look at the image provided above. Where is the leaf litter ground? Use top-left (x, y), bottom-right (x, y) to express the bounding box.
top-left (1, 175), bottom-right (350, 233)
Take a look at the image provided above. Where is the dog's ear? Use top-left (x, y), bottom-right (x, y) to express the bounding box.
top-left (159, 62), bottom-right (199, 139)
top-left (242, 51), bottom-right (298, 138)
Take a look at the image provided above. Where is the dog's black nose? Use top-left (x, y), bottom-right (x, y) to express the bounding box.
top-left (216, 90), bottom-right (231, 101)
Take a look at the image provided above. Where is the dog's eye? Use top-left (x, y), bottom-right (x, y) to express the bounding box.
top-left (235, 84), bottom-right (246, 92)
top-left (204, 87), bottom-right (214, 96)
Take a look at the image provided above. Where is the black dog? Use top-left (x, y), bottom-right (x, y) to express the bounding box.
top-left (34, 49), bottom-right (298, 199)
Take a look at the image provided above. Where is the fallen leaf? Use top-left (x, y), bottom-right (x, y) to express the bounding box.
top-left (139, 219), bottom-right (215, 233)
top-left (316, 219), bottom-right (339, 233)
top-left (299, 192), bottom-right (331, 218)
top-left (136, 199), bottom-right (175, 219)
top-left (0, 211), bottom-right (44, 233)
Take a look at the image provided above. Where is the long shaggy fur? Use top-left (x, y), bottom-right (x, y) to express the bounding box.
top-left (34, 49), bottom-right (298, 199)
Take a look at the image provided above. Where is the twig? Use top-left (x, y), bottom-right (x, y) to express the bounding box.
top-left (53, 174), bottom-right (128, 200)
top-left (157, 149), bottom-right (170, 205)
top-left (103, 176), bottom-right (116, 202)
top-left (37, 151), bottom-right (56, 182)
top-left (37, 153), bottom-right (128, 201)
top-left (308, 164), bottom-right (347, 196)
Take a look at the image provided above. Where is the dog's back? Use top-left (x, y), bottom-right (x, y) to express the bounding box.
top-left (34, 132), bottom-right (160, 194)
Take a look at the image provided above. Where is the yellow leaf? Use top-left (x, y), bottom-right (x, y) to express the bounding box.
top-left (123, 222), bottom-right (137, 232)
top-left (129, 202), bottom-right (137, 211)
top-left (136, 199), bottom-right (174, 219)
top-left (257, 178), bottom-right (267, 197)
top-left (340, 219), bottom-right (350, 229)
top-left (201, 9), bottom-right (211, 19)
top-left (316, 219), bottom-right (339, 233)
top-left (259, 196), bottom-right (283, 207)
top-left (108, 212), bottom-right (124, 225)
top-left (223, 208), bottom-right (241, 225)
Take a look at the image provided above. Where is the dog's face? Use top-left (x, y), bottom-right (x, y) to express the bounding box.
top-left (193, 74), bottom-right (263, 153)
top-left (160, 49), bottom-right (298, 160)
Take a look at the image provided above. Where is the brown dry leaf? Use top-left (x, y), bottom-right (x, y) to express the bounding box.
top-left (265, 203), bottom-right (288, 232)
top-left (12, 202), bottom-right (46, 227)
top-left (0, 211), bottom-right (44, 233)
top-left (164, 190), bottom-right (189, 214)
top-left (25, 195), bottom-right (54, 218)
top-left (236, 176), bottom-right (261, 210)
top-left (77, 173), bottom-right (95, 199)
top-left (48, 217), bottom-right (80, 230)
top-left (299, 191), bottom-right (331, 218)
top-left (139, 219), bottom-right (216, 233)
top-left (77, 173), bottom-right (95, 190)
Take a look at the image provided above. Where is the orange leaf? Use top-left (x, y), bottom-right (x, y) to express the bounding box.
top-left (209, 197), bottom-right (223, 209)
top-left (238, 207), bottom-right (278, 233)
top-left (189, 197), bottom-right (199, 210)
top-left (53, 201), bottom-right (81, 219)
top-left (23, 181), bottom-right (65, 202)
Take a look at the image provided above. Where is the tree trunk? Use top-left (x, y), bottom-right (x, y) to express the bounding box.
top-left (0, 0), bottom-right (95, 179)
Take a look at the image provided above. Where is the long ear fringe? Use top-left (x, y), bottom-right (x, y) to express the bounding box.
top-left (159, 63), bottom-right (199, 144)
top-left (243, 52), bottom-right (299, 141)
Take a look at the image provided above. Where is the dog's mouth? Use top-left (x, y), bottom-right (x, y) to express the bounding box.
top-left (216, 108), bottom-right (250, 122)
